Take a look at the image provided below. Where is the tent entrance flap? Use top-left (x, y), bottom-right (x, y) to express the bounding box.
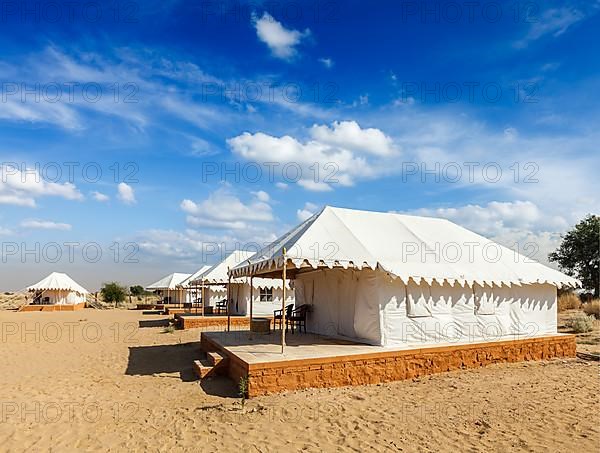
top-left (297, 268), bottom-right (382, 345)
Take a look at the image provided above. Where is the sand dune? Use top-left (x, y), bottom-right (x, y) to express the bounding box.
top-left (0, 309), bottom-right (597, 452)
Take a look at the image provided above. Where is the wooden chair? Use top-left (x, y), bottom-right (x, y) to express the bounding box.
top-left (273, 304), bottom-right (294, 330)
top-left (286, 304), bottom-right (309, 333)
top-left (215, 299), bottom-right (227, 315)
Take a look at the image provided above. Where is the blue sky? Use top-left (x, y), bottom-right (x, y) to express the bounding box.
top-left (1, 0), bottom-right (599, 290)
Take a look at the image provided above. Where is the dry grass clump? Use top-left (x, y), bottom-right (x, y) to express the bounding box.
top-left (566, 313), bottom-right (595, 333)
top-left (583, 300), bottom-right (600, 319)
top-left (558, 292), bottom-right (581, 312)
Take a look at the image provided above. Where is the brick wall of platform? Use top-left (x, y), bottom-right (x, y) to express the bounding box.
top-left (179, 315), bottom-right (275, 330)
top-left (202, 334), bottom-right (577, 397)
top-left (19, 303), bottom-right (86, 312)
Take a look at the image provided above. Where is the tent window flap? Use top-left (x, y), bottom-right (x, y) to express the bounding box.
top-left (259, 287), bottom-right (274, 302)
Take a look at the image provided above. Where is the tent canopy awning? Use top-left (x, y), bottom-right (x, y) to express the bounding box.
top-left (190, 250), bottom-right (291, 288)
top-left (146, 273), bottom-right (191, 291)
top-left (230, 206), bottom-right (580, 288)
top-left (26, 272), bottom-right (89, 294)
top-left (179, 265), bottom-right (211, 287)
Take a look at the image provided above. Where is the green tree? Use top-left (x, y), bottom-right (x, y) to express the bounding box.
top-left (101, 282), bottom-right (128, 305)
top-left (129, 285), bottom-right (145, 297)
top-left (549, 215), bottom-right (600, 297)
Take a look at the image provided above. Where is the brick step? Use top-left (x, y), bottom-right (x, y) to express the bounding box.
top-left (193, 358), bottom-right (214, 379)
top-left (207, 351), bottom-right (225, 367)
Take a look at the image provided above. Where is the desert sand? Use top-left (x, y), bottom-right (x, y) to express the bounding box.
top-left (0, 308), bottom-right (598, 452)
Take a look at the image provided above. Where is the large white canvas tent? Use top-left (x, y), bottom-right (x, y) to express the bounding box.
top-left (146, 272), bottom-right (191, 304)
top-left (190, 250), bottom-right (294, 316)
top-left (26, 272), bottom-right (88, 306)
top-left (231, 206), bottom-right (579, 347)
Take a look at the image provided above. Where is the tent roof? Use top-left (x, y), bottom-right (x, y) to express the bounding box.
top-left (179, 265), bottom-right (212, 287)
top-left (190, 250), bottom-right (255, 285)
top-left (190, 250), bottom-right (290, 288)
top-left (231, 206), bottom-right (580, 288)
top-left (146, 272), bottom-right (191, 290)
top-left (27, 272), bottom-right (89, 294)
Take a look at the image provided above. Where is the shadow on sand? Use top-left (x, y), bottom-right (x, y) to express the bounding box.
top-left (200, 376), bottom-right (238, 398)
top-left (126, 342), bottom-right (200, 382)
top-left (126, 342), bottom-right (240, 396)
top-left (138, 319), bottom-right (171, 328)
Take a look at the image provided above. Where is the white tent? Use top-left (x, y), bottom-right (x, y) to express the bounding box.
top-left (177, 265), bottom-right (212, 306)
top-left (179, 265), bottom-right (211, 288)
top-left (26, 272), bottom-right (88, 306)
top-left (191, 250), bottom-right (294, 316)
top-left (146, 272), bottom-right (191, 304)
top-left (231, 206), bottom-right (579, 347)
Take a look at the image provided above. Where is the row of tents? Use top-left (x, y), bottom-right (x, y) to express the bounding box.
top-left (22, 206), bottom-right (579, 348)
top-left (145, 250), bottom-right (294, 316)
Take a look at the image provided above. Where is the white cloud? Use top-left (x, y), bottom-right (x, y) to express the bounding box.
top-left (275, 182), bottom-right (289, 190)
top-left (252, 190), bottom-right (271, 202)
top-left (405, 201), bottom-right (571, 266)
top-left (136, 225), bottom-right (277, 263)
top-left (0, 194), bottom-right (36, 207)
top-left (503, 127), bottom-right (518, 141)
top-left (181, 187), bottom-right (274, 230)
top-left (0, 226), bottom-right (13, 236)
top-left (297, 202), bottom-right (319, 221)
top-left (319, 57), bottom-right (334, 68)
top-left (409, 201), bottom-right (567, 236)
top-left (515, 7), bottom-right (586, 48)
top-left (297, 179), bottom-right (333, 192)
top-left (0, 46), bottom-right (235, 133)
top-left (20, 219), bottom-right (72, 231)
top-left (252, 12), bottom-right (310, 60)
top-left (117, 183), bottom-right (136, 204)
top-left (393, 96), bottom-right (415, 107)
top-left (227, 120), bottom-right (399, 191)
top-left (137, 188), bottom-right (281, 262)
top-left (311, 121), bottom-right (395, 156)
top-left (92, 191), bottom-right (109, 202)
top-left (350, 95), bottom-right (370, 108)
top-left (0, 164), bottom-right (83, 207)
top-left (137, 229), bottom-right (207, 260)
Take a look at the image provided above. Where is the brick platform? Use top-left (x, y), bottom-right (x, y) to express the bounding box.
top-left (200, 332), bottom-right (577, 397)
top-left (166, 308), bottom-right (215, 316)
top-left (19, 303), bottom-right (86, 312)
top-left (177, 315), bottom-right (273, 330)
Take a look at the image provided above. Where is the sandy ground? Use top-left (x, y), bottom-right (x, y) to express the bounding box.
top-left (0, 309), bottom-right (598, 452)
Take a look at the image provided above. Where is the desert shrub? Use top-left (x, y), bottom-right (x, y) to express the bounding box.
top-left (566, 314), bottom-right (595, 333)
top-left (162, 325), bottom-right (175, 334)
top-left (583, 300), bottom-right (600, 319)
top-left (129, 285), bottom-right (145, 297)
top-left (558, 292), bottom-right (581, 311)
top-left (100, 282), bottom-right (127, 305)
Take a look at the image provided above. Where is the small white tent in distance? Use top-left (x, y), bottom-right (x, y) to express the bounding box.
top-left (146, 272), bottom-right (191, 305)
top-left (24, 272), bottom-right (89, 311)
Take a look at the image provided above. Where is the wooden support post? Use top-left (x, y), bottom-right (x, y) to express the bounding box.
top-left (281, 248), bottom-right (287, 354)
top-left (227, 268), bottom-right (231, 332)
top-left (201, 280), bottom-right (205, 317)
top-left (250, 276), bottom-right (254, 322)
